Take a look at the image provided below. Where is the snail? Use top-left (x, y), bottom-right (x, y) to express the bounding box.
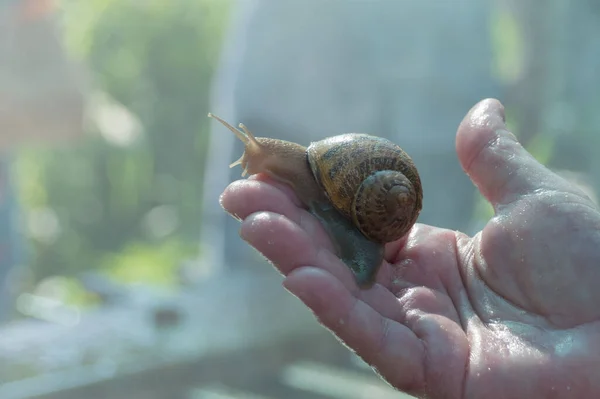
top-left (209, 113), bottom-right (423, 286)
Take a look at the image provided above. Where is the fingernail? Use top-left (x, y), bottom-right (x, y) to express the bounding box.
top-left (471, 99), bottom-right (506, 130)
top-left (229, 211), bottom-right (242, 222)
top-left (220, 207), bottom-right (242, 222)
top-left (481, 97), bottom-right (505, 122)
top-left (219, 193), bottom-right (242, 221)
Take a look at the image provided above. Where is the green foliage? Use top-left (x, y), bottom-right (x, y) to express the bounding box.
top-left (102, 239), bottom-right (197, 287)
top-left (490, 5), bottom-right (524, 85)
top-left (17, 0), bottom-right (232, 283)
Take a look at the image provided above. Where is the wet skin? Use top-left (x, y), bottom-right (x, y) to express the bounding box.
top-left (220, 99), bottom-right (600, 398)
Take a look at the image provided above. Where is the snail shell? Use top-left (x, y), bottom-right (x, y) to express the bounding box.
top-left (208, 113), bottom-right (423, 286)
top-left (307, 133), bottom-right (422, 244)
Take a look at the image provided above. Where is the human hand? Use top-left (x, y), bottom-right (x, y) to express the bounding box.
top-left (220, 99), bottom-right (600, 398)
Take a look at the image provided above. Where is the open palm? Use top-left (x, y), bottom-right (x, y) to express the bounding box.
top-left (220, 99), bottom-right (600, 398)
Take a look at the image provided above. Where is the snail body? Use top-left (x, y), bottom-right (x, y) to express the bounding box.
top-left (209, 113), bottom-right (423, 286)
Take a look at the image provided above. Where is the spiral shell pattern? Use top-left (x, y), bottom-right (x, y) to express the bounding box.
top-left (307, 134), bottom-right (422, 243)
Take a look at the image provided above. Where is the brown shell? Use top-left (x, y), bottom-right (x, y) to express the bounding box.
top-left (307, 134), bottom-right (423, 243)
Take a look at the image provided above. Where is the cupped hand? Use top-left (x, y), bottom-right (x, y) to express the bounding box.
top-left (220, 99), bottom-right (600, 398)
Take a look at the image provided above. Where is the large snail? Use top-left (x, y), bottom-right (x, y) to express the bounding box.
top-left (209, 113), bottom-right (423, 286)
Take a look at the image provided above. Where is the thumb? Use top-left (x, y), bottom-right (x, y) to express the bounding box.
top-left (456, 98), bottom-right (572, 207)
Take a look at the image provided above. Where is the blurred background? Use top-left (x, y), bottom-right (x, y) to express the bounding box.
top-left (0, 0), bottom-right (598, 398)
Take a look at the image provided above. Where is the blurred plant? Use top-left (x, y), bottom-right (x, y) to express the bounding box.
top-left (14, 0), bottom-right (232, 284)
top-left (490, 4), bottom-right (524, 85)
top-left (471, 4), bottom-right (560, 231)
top-left (102, 239), bottom-right (196, 288)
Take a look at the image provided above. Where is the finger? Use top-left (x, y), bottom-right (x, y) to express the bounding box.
top-left (383, 224), bottom-right (458, 291)
top-left (455, 98), bottom-right (575, 207)
top-left (382, 224), bottom-right (469, 323)
top-left (222, 181), bottom-right (398, 292)
top-left (283, 267), bottom-right (426, 392)
top-left (239, 211), bottom-right (359, 291)
top-left (249, 173), bottom-right (303, 207)
top-left (241, 211), bottom-right (411, 319)
top-left (357, 282), bottom-right (406, 322)
top-left (220, 179), bottom-right (301, 221)
top-left (220, 179), bottom-right (334, 251)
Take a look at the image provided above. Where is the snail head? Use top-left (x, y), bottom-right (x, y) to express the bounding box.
top-left (208, 113), bottom-right (309, 183)
top-left (208, 113), bottom-right (268, 177)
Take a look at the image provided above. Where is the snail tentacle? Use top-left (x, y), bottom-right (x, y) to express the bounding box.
top-left (238, 123), bottom-right (258, 142)
top-left (208, 113), bottom-right (250, 144)
top-left (229, 155), bottom-right (246, 174)
top-left (209, 113), bottom-right (264, 176)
